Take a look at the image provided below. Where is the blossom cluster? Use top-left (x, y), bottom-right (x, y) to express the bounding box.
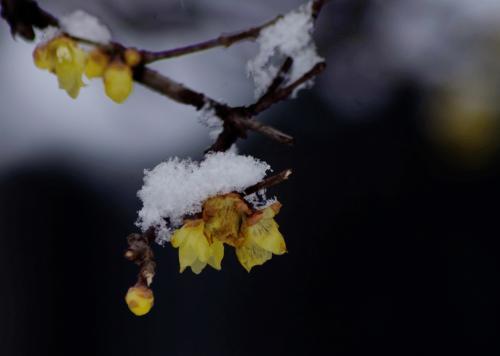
top-left (33, 35), bottom-right (141, 103)
top-left (171, 193), bottom-right (286, 273)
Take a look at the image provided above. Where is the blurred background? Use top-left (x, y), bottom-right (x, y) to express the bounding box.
top-left (1, 0), bottom-right (500, 355)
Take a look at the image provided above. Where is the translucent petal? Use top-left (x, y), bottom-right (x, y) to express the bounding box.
top-left (250, 219), bottom-right (287, 255)
top-left (203, 194), bottom-right (246, 246)
top-left (207, 240), bottom-right (224, 270)
top-left (172, 220), bottom-right (212, 274)
top-left (190, 259), bottom-right (208, 274)
top-left (236, 240), bottom-right (272, 272)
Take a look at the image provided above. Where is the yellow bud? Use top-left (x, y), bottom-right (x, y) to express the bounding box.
top-left (124, 48), bottom-right (142, 67)
top-left (85, 49), bottom-right (109, 78)
top-left (125, 285), bottom-right (154, 316)
top-left (103, 60), bottom-right (133, 103)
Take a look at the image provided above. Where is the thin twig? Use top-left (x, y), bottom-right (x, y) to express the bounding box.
top-left (247, 61), bottom-right (327, 115)
top-left (244, 169), bottom-right (293, 196)
top-left (141, 17), bottom-right (282, 64)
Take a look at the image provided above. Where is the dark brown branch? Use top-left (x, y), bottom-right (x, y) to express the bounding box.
top-left (125, 228), bottom-right (156, 287)
top-left (141, 17), bottom-right (282, 64)
top-left (312, 0), bottom-right (330, 19)
top-left (140, 0), bottom-right (329, 64)
top-left (1, 0), bottom-right (58, 40)
top-left (247, 61), bottom-right (327, 115)
top-left (244, 169), bottom-right (293, 196)
top-left (135, 67), bottom-right (294, 147)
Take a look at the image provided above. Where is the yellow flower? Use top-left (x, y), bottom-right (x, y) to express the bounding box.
top-left (202, 193), bottom-right (249, 247)
top-left (103, 60), bottom-right (133, 103)
top-left (236, 202), bottom-right (287, 272)
top-left (124, 48), bottom-right (142, 67)
top-left (33, 36), bottom-right (87, 98)
top-left (85, 48), bottom-right (109, 78)
top-left (125, 285), bottom-right (154, 316)
top-left (171, 219), bottom-right (224, 274)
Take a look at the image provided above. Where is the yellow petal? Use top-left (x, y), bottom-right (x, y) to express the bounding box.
top-left (171, 220), bottom-right (213, 274)
top-left (85, 49), bottom-right (109, 78)
top-left (203, 193), bottom-right (247, 246)
top-left (248, 218), bottom-right (287, 255)
top-left (55, 56), bottom-right (85, 99)
top-left (125, 285), bottom-right (154, 316)
top-left (103, 60), bottom-right (133, 103)
top-left (190, 259), bottom-right (208, 274)
top-left (236, 240), bottom-right (272, 272)
top-left (34, 36), bottom-right (87, 98)
top-left (33, 45), bottom-right (53, 70)
top-left (207, 240), bottom-right (224, 270)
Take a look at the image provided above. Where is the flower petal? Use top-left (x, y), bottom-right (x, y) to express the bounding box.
top-left (236, 241), bottom-right (272, 272)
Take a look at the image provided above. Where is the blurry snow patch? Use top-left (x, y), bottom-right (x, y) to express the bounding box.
top-left (38, 26), bottom-right (61, 44)
top-left (197, 103), bottom-right (223, 140)
top-left (136, 151), bottom-right (271, 244)
top-left (247, 1), bottom-right (323, 98)
top-left (60, 10), bottom-right (112, 44)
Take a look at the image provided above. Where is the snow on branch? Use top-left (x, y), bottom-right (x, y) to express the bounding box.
top-left (136, 151), bottom-right (271, 244)
top-left (247, 1), bottom-right (324, 98)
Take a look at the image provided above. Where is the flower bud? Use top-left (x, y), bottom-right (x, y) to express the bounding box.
top-left (103, 60), bottom-right (133, 103)
top-left (125, 285), bottom-right (154, 316)
top-left (85, 49), bottom-right (109, 78)
top-left (124, 48), bottom-right (142, 67)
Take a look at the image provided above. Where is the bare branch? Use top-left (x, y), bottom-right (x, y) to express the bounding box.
top-left (1, 0), bottom-right (58, 40)
top-left (244, 169), bottom-right (293, 196)
top-left (135, 67), bottom-right (294, 147)
top-left (141, 16), bottom-right (282, 64)
top-left (247, 61), bottom-right (327, 115)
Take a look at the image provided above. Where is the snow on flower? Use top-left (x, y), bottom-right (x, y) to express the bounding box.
top-left (136, 151), bottom-right (271, 244)
top-left (60, 10), bottom-right (112, 44)
top-left (247, 0), bottom-right (323, 98)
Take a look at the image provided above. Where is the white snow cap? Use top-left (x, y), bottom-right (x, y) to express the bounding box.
top-left (247, 1), bottom-right (323, 98)
top-left (136, 151), bottom-right (271, 244)
top-left (60, 10), bottom-right (112, 44)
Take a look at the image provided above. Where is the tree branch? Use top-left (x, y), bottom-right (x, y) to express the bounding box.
top-left (141, 16), bottom-right (282, 64)
top-left (244, 169), bottom-right (293, 196)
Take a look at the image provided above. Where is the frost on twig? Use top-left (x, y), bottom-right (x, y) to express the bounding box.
top-left (197, 103), bottom-right (224, 141)
top-left (136, 151), bottom-right (272, 244)
top-left (247, 0), bottom-right (323, 98)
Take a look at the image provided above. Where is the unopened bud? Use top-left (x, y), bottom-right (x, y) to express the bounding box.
top-left (125, 285), bottom-right (154, 316)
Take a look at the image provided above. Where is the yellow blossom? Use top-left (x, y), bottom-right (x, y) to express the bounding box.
top-left (103, 60), bottom-right (133, 103)
top-left (33, 36), bottom-right (87, 98)
top-left (125, 285), bottom-right (154, 316)
top-left (202, 193), bottom-right (249, 247)
top-left (236, 202), bottom-right (287, 272)
top-left (171, 219), bottom-right (224, 274)
top-left (85, 48), bottom-right (109, 78)
top-left (124, 48), bottom-right (142, 67)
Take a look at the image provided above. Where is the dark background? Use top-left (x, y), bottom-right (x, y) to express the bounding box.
top-left (1, 0), bottom-right (500, 355)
